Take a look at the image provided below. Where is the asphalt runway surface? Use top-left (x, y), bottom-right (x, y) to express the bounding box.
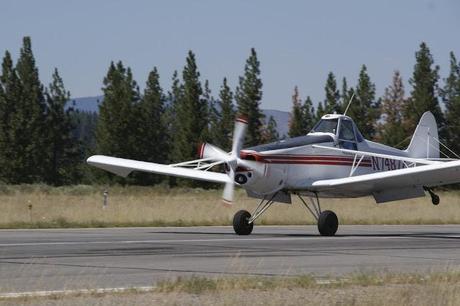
top-left (1, 225), bottom-right (460, 292)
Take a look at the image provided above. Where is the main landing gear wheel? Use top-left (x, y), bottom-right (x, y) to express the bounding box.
top-left (317, 210), bottom-right (339, 236)
top-left (431, 194), bottom-right (440, 205)
top-left (296, 193), bottom-right (339, 236)
top-left (424, 186), bottom-right (440, 205)
top-left (233, 210), bottom-right (253, 235)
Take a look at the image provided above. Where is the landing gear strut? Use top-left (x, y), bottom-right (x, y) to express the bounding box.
top-left (424, 187), bottom-right (440, 205)
top-left (232, 193), bottom-right (277, 235)
top-left (297, 193), bottom-right (338, 236)
top-left (231, 192), bottom-right (339, 236)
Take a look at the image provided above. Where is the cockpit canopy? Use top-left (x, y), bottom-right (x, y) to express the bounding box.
top-left (243, 114), bottom-right (364, 153)
top-left (310, 114), bottom-right (364, 142)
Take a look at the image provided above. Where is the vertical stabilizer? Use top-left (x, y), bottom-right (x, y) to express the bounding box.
top-left (405, 111), bottom-right (439, 158)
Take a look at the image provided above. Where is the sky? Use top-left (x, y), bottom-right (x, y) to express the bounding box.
top-left (1, 0), bottom-right (459, 111)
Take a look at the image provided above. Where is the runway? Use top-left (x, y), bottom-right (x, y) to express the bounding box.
top-left (1, 225), bottom-right (460, 292)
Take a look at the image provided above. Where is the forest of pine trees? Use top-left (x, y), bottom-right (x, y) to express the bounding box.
top-left (1, 37), bottom-right (460, 186)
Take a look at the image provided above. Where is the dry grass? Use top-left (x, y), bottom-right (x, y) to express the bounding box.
top-left (1, 184), bottom-right (460, 228)
top-left (2, 271), bottom-right (460, 305)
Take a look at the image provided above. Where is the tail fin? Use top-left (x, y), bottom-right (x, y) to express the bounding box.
top-left (405, 111), bottom-right (439, 158)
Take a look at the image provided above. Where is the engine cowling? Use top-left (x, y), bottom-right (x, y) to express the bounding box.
top-left (234, 160), bottom-right (287, 195)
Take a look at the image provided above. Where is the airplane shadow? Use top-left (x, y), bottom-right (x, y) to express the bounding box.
top-left (151, 230), bottom-right (460, 240)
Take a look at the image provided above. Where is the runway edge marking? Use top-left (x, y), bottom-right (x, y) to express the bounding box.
top-left (0, 279), bottom-right (338, 299)
top-left (0, 286), bottom-right (157, 299)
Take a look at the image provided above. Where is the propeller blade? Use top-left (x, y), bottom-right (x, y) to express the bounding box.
top-left (222, 168), bottom-right (235, 205)
top-left (231, 116), bottom-right (248, 158)
top-left (221, 116), bottom-right (248, 205)
top-left (199, 143), bottom-right (229, 161)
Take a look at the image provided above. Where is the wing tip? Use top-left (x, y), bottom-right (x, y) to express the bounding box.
top-left (198, 143), bottom-right (206, 159)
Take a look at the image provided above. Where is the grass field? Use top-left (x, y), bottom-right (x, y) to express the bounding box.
top-left (1, 184), bottom-right (460, 228)
top-left (1, 271), bottom-right (460, 305)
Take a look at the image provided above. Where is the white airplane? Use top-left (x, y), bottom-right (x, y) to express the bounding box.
top-left (87, 111), bottom-right (459, 236)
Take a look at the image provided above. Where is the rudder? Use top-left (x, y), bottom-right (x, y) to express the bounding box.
top-left (405, 111), bottom-right (439, 159)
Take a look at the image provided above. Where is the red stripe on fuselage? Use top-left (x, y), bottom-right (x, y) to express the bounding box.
top-left (240, 153), bottom-right (372, 167)
top-left (262, 160), bottom-right (371, 166)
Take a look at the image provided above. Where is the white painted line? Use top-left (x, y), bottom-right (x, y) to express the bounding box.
top-left (0, 235), bottom-right (411, 247)
top-left (0, 286), bottom-right (156, 299)
top-left (0, 279), bottom-right (338, 299)
top-left (0, 237), bottom-right (312, 247)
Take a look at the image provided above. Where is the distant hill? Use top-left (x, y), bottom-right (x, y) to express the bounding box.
top-left (70, 96), bottom-right (290, 137)
top-left (70, 96), bottom-right (102, 113)
top-left (262, 109), bottom-right (290, 138)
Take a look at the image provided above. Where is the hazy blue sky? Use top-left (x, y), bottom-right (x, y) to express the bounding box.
top-left (1, 0), bottom-right (459, 111)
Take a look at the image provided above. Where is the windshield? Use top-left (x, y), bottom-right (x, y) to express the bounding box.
top-left (339, 119), bottom-right (355, 141)
top-left (311, 119), bottom-right (338, 134)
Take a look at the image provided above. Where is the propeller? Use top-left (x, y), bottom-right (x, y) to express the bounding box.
top-left (222, 117), bottom-right (248, 204)
top-left (199, 117), bottom-right (248, 205)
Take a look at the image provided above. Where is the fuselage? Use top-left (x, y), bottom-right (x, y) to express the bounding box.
top-left (235, 114), bottom-right (412, 198)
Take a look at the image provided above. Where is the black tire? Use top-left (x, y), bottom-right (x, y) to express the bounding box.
top-left (317, 210), bottom-right (338, 236)
top-left (233, 210), bottom-right (253, 235)
top-left (432, 194), bottom-right (440, 205)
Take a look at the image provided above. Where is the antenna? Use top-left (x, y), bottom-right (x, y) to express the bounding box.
top-left (343, 93), bottom-right (355, 116)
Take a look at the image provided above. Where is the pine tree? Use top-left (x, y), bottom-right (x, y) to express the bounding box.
top-left (404, 42), bottom-right (444, 137)
top-left (0, 78), bottom-right (5, 155)
top-left (43, 68), bottom-right (81, 185)
top-left (202, 80), bottom-right (217, 143)
top-left (348, 65), bottom-right (380, 139)
top-left (13, 37), bottom-right (48, 182)
top-left (377, 70), bottom-right (408, 147)
top-left (171, 51), bottom-right (207, 163)
top-left (316, 101), bottom-right (325, 121)
top-left (72, 109), bottom-right (99, 185)
top-left (324, 72), bottom-right (341, 114)
top-left (134, 67), bottom-right (169, 184)
top-left (72, 110), bottom-right (98, 154)
top-left (137, 67), bottom-right (168, 162)
top-left (96, 61), bottom-right (140, 164)
top-left (302, 96), bottom-right (316, 133)
top-left (288, 86), bottom-right (304, 137)
top-left (0, 84), bottom-right (5, 180)
top-left (0, 51), bottom-right (22, 182)
top-left (165, 70), bottom-right (183, 186)
top-left (170, 70), bottom-right (183, 104)
top-left (235, 48), bottom-right (264, 146)
top-left (215, 77), bottom-right (235, 151)
top-left (166, 70), bottom-right (183, 144)
top-left (262, 115), bottom-right (279, 142)
top-left (443, 52), bottom-right (460, 155)
top-left (289, 89), bottom-right (315, 137)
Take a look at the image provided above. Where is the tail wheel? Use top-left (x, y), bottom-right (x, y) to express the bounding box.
top-left (317, 210), bottom-right (338, 236)
top-left (233, 210), bottom-right (253, 235)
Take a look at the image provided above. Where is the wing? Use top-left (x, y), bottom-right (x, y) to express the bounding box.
top-left (311, 160), bottom-right (460, 203)
top-left (87, 155), bottom-right (231, 184)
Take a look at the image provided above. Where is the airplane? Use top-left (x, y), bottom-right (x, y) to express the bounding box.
top-left (87, 110), bottom-right (459, 237)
